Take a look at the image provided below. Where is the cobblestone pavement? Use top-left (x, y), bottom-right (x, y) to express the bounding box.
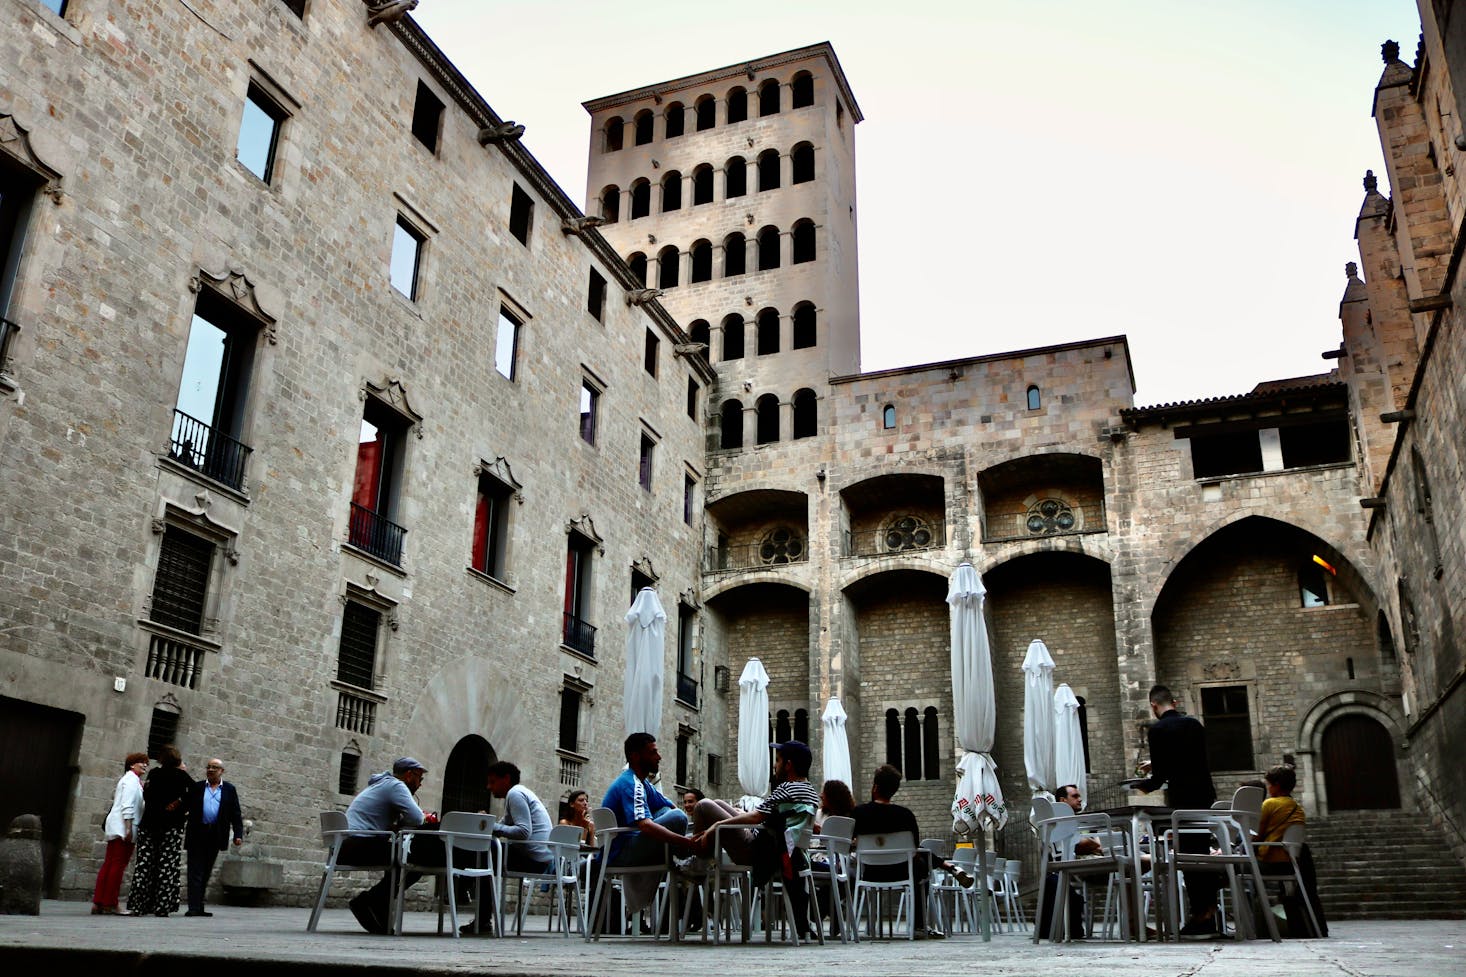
top-left (0, 902), bottom-right (1462, 976)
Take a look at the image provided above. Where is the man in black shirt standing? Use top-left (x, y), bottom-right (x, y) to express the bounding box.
top-left (1136, 684), bottom-right (1220, 937)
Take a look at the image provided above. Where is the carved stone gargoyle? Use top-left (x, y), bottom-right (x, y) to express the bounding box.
top-left (366, 0), bottom-right (418, 27)
top-left (626, 288), bottom-right (664, 306)
top-left (477, 122), bottom-right (526, 145)
top-left (562, 216), bottom-right (608, 236)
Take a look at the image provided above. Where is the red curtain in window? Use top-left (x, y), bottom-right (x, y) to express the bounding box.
top-left (353, 439), bottom-right (382, 512)
top-left (471, 491), bottom-right (489, 572)
top-left (564, 548), bottom-right (578, 617)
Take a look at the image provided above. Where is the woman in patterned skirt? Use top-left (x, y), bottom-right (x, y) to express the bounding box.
top-left (128, 745), bottom-right (194, 916)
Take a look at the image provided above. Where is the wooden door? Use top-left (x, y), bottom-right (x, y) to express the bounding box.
top-left (1321, 714), bottom-right (1401, 810)
top-left (0, 696), bottom-right (84, 895)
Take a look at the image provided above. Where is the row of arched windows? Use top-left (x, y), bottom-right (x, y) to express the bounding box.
top-left (602, 72), bottom-right (816, 152)
top-left (599, 144), bottom-right (816, 223)
top-left (718, 389), bottom-right (818, 449)
top-left (885, 706), bottom-right (942, 781)
top-left (625, 222), bottom-right (817, 289)
top-left (686, 304), bottom-right (817, 363)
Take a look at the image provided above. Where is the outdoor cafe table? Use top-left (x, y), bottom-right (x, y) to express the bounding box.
top-left (1095, 804), bottom-right (1172, 942)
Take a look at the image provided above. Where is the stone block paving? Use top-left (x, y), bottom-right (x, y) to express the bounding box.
top-left (0, 902), bottom-right (1463, 977)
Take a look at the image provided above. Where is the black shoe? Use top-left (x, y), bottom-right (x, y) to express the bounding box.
top-left (348, 896), bottom-right (388, 935)
top-left (184, 910), bottom-right (213, 917)
top-left (458, 920), bottom-right (494, 937)
top-left (1179, 916), bottom-right (1218, 940)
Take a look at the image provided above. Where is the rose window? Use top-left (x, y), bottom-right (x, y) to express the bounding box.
top-left (1026, 499), bottom-right (1076, 536)
top-left (883, 515), bottom-right (934, 552)
top-left (759, 526), bottom-right (806, 565)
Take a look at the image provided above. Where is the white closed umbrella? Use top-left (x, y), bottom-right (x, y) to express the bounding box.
top-left (622, 587), bottom-right (666, 738)
top-left (948, 563), bottom-right (1007, 835)
top-left (1022, 638), bottom-right (1057, 798)
top-left (737, 658), bottom-right (771, 809)
top-left (821, 697), bottom-right (853, 787)
top-left (1054, 683), bottom-right (1086, 810)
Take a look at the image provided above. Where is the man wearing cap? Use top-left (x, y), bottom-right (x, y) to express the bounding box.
top-left (691, 741), bottom-right (821, 935)
top-left (341, 757), bottom-right (438, 934)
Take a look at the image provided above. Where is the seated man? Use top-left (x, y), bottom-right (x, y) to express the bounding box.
top-left (849, 764), bottom-right (945, 938)
top-left (462, 760), bottom-right (553, 934)
top-left (340, 757), bottom-right (439, 934)
top-left (691, 741), bottom-right (821, 934)
top-left (1037, 783), bottom-right (1099, 938)
top-left (600, 733), bottom-right (697, 921)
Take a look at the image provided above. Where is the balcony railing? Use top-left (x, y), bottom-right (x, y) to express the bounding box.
top-left (0, 317), bottom-right (18, 373)
top-left (844, 517), bottom-right (946, 558)
top-left (348, 502), bottom-right (407, 567)
top-left (559, 755), bottom-right (583, 789)
top-left (982, 499), bottom-right (1106, 544)
top-left (563, 612), bottom-right (597, 657)
top-left (145, 632), bottom-right (207, 690)
top-left (676, 672), bottom-right (699, 708)
top-left (335, 689), bottom-right (377, 735)
top-left (169, 409), bottom-right (253, 492)
top-left (705, 533), bottom-right (810, 573)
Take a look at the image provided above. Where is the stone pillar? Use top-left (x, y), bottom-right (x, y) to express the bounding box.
top-left (781, 228), bottom-right (793, 268)
top-left (780, 150), bottom-right (793, 189)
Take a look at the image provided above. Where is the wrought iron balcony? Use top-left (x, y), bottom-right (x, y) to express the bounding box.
top-left (562, 611), bottom-right (597, 657)
top-left (844, 516), bottom-right (946, 558)
top-left (348, 502), bottom-right (407, 567)
top-left (169, 409), bottom-right (252, 492)
top-left (0, 317), bottom-right (18, 373)
top-left (982, 498), bottom-right (1107, 544)
top-left (705, 528), bottom-right (810, 572)
top-left (676, 672), bottom-right (699, 708)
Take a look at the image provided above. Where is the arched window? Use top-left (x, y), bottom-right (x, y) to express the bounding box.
top-left (792, 302), bottom-right (816, 349)
top-left (758, 225), bottom-right (781, 271)
top-left (794, 708), bottom-right (809, 744)
top-left (723, 232), bottom-right (746, 277)
top-left (727, 86), bottom-right (749, 124)
top-left (661, 170), bottom-right (682, 212)
top-left (758, 78), bottom-right (780, 116)
top-left (756, 393), bottom-right (780, 444)
top-left (922, 706), bottom-right (940, 780)
top-left (630, 179), bottom-right (651, 219)
top-left (692, 164), bottom-right (714, 205)
top-left (664, 101), bottom-right (684, 139)
top-left (600, 185), bottom-right (620, 223)
top-left (695, 94), bottom-right (716, 131)
top-left (604, 116), bottom-right (624, 153)
top-left (757, 149), bottom-right (781, 192)
top-left (725, 156), bottom-right (747, 198)
top-left (903, 707), bottom-right (923, 781)
top-left (1026, 384), bottom-right (1041, 410)
top-left (689, 320), bottom-right (711, 365)
top-left (791, 71), bottom-right (814, 109)
top-left (791, 142), bottom-right (815, 183)
top-left (885, 709), bottom-right (902, 770)
top-left (882, 404), bottom-right (896, 429)
top-left (689, 239), bottom-right (712, 283)
top-left (657, 245), bottom-right (680, 289)
top-left (633, 109), bottom-right (654, 145)
top-left (792, 219), bottom-right (815, 263)
top-left (775, 708), bottom-right (792, 743)
top-left (1377, 610), bottom-right (1397, 662)
top-left (626, 252), bottom-right (647, 287)
top-left (792, 388), bottom-right (816, 439)
top-left (719, 399), bottom-right (743, 450)
top-left (721, 314), bottom-right (745, 360)
top-left (756, 307), bottom-right (779, 355)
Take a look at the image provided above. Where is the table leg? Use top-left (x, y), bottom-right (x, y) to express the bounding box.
top-left (1132, 813), bottom-right (1146, 943)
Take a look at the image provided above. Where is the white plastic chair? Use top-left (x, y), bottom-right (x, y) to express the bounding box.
top-left (1230, 786), bottom-right (1265, 835)
top-left (502, 823), bottom-right (586, 936)
top-left (396, 811), bottom-right (500, 937)
top-left (585, 806), bottom-right (674, 941)
top-left (1258, 822), bottom-right (1323, 938)
top-left (1161, 810), bottom-right (1279, 942)
top-left (809, 816), bottom-right (858, 943)
top-left (853, 830), bottom-right (918, 940)
top-left (1033, 812), bottom-right (1135, 943)
top-left (306, 811), bottom-right (396, 932)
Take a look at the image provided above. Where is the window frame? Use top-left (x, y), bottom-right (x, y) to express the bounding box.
top-left (579, 377), bottom-right (601, 446)
top-left (587, 267), bottom-right (607, 322)
top-left (1197, 683), bottom-right (1256, 772)
top-left (494, 305), bottom-right (522, 381)
top-left (509, 183), bottom-right (534, 246)
top-left (236, 80), bottom-right (291, 185)
top-left (638, 429), bottom-right (656, 492)
top-left (390, 215), bottom-right (426, 301)
top-left (470, 470), bottom-right (515, 582)
top-left (410, 79), bottom-right (445, 154)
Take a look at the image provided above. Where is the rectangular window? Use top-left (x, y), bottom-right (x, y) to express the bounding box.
top-left (707, 753), bottom-right (722, 786)
top-left (563, 533), bottom-right (596, 656)
top-left (349, 399), bottom-right (409, 566)
top-left (494, 307), bottom-right (520, 380)
top-left (338, 752), bottom-right (360, 795)
top-left (471, 473), bottom-right (512, 579)
top-left (1279, 418), bottom-right (1351, 469)
top-left (149, 526), bottom-right (214, 634)
top-left (170, 288), bottom-right (259, 492)
top-left (390, 216), bottom-right (424, 300)
top-left (1189, 430), bottom-right (1263, 479)
top-left (559, 685), bottom-right (582, 754)
top-left (148, 708), bottom-right (181, 760)
top-left (579, 380), bottom-right (599, 445)
top-left (336, 600), bottom-right (381, 690)
top-left (639, 433), bottom-right (655, 491)
top-left (683, 473), bottom-right (696, 525)
top-left (1, 154), bottom-right (44, 348)
top-left (411, 80), bottom-right (444, 153)
top-left (1199, 685), bottom-right (1254, 771)
top-left (587, 268), bottom-right (607, 322)
top-left (686, 377), bottom-right (699, 421)
top-left (643, 329), bottom-right (659, 377)
top-left (236, 84), bottom-right (287, 184)
top-left (509, 184), bottom-right (533, 246)
top-left (676, 732), bottom-right (691, 787)
top-left (40, 0), bottom-right (67, 14)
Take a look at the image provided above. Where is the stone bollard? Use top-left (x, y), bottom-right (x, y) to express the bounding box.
top-left (0, 814), bottom-right (44, 915)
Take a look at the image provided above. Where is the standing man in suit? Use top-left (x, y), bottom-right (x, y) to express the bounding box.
top-left (183, 757), bottom-right (244, 917)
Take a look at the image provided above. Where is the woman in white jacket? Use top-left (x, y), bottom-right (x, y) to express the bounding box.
top-left (92, 751), bottom-right (149, 915)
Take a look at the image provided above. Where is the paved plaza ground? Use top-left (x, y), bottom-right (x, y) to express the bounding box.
top-left (0, 902), bottom-right (1462, 976)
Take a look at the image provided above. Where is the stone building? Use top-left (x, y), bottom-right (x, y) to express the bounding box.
top-left (0, 0), bottom-right (1462, 909)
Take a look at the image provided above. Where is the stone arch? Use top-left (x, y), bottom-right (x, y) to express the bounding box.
top-left (403, 655), bottom-right (531, 789)
top-left (1295, 690), bottom-right (1407, 817)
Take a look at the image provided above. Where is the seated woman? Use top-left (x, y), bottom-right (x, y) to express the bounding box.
top-left (815, 779), bottom-right (854, 832)
top-left (559, 788), bottom-right (596, 849)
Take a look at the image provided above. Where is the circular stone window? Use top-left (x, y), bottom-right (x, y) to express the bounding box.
top-left (1025, 499), bottom-right (1076, 536)
top-left (883, 515), bottom-right (934, 552)
top-left (759, 526), bottom-right (806, 564)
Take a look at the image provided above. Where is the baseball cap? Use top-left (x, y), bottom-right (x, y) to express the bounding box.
top-left (393, 757), bottom-right (428, 775)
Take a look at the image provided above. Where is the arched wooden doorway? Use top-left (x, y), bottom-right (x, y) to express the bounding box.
top-left (1321, 714), bottom-right (1400, 809)
top-left (441, 734), bottom-right (495, 815)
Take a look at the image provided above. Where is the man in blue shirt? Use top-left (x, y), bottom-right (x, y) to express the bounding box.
top-left (182, 757), bottom-right (243, 917)
top-left (599, 733), bottom-right (696, 917)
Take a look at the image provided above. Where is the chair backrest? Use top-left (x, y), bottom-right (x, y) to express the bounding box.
top-left (1211, 800), bottom-right (1231, 810)
top-left (1040, 812), bottom-right (1115, 859)
top-left (549, 823), bottom-right (584, 847)
top-left (1167, 810), bottom-right (1243, 852)
top-left (320, 810), bottom-right (348, 847)
top-left (590, 806), bottom-right (618, 834)
top-left (1279, 822), bottom-right (1307, 856)
top-left (950, 846), bottom-right (979, 869)
top-left (855, 830), bottom-right (916, 868)
top-left (440, 811), bottom-right (498, 854)
top-left (920, 837), bottom-right (951, 860)
top-left (819, 815), bottom-right (855, 856)
top-left (1030, 796), bottom-right (1060, 828)
top-left (1232, 785), bottom-right (1265, 815)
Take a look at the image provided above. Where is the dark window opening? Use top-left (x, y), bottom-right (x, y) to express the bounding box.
top-left (627, 252), bottom-right (647, 287)
top-left (148, 707), bottom-right (181, 761)
top-left (150, 526), bottom-right (213, 634)
top-left (634, 110), bottom-right (654, 146)
top-left (708, 753), bottom-right (723, 785)
top-left (351, 397), bottom-right (410, 564)
top-left (758, 226), bottom-right (780, 271)
top-left (725, 156), bottom-right (747, 198)
top-left (494, 307), bottom-right (520, 381)
top-left (683, 474), bottom-right (696, 525)
top-left (1076, 695), bottom-right (1091, 771)
top-left (1190, 430), bottom-right (1263, 479)
top-left (1280, 418), bottom-right (1350, 468)
top-left (758, 79), bottom-right (780, 116)
top-left (726, 87), bottom-right (748, 124)
top-left (791, 71), bottom-right (814, 109)
top-left (719, 399), bottom-right (743, 450)
top-left (693, 165), bottom-right (714, 205)
top-left (1026, 385), bottom-right (1041, 410)
top-left (657, 245), bottom-right (679, 289)
top-left (600, 186), bottom-right (620, 223)
top-left (390, 216), bottom-right (424, 300)
top-left (921, 706), bottom-right (940, 780)
top-left (411, 80), bottom-right (444, 152)
top-left (791, 220), bottom-right (815, 263)
top-left (791, 142), bottom-right (815, 183)
top-left (509, 184), bottom-right (533, 246)
top-left (792, 302), bottom-right (816, 349)
top-left (882, 404), bottom-right (896, 430)
top-left (605, 116), bottom-right (624, 152)
top-left (664, 102), bottom-right (684, 139)
top-left (775, 709), bottom-right (792, 744)
top-left (338, 751), bottom-right (361, 795)
top-left (471, 473), bottom-right (513, 579)
top-left (756, 308), bottom-right (779, 355)
top-left (794, 708), bottom-right (810, 744)
top-left (903, 707), bottom-right (923, 781)
top-left (630, 180), bottom-right (651, 219)
top-left (631, 568), bottom-right (655, 606)
top-left (170, 288), bottom-right (260, 491)
top-left (1, 154), bottom-right (43, 320)
top-left (721, 315), bottom-right (745, 360)
top-left (1200, 685), bottom-right (1253, 771)
top-left (579, 381), bottom-right (599, 444)
top-left (756, 393), bottom-right (779, 444)
top-left (644, 328), bottom-right (659, 377)
top-left (559, 686), bottom-right (582, 754)
top-left (676, 732), bottom-right (691, 787)
top-left (237, 83), bottom-right (287, 183)
top-left (758, 150), bottom-right (781, 192)
top-left (587, 268), bottom-right (607, 322)
top-left (1299, 563), bottom-right (1330, 607)
top-left (337, 600), bottom-right (381, 690)
top-left (690, 240), bottom-right (712, 283)
top-left (563, 533), bottom-right (596, 655)
top-left (792, 388), bottom-right (816, 439)
top-left (885, 709), bottom-right (901, 771)
top-left (724, 233), bottom-right (746, 277)
top-left (696, 96), bottom-right (716, 131)
top-left (662, 171), bottom-right (682, 212)
top-left (687, 377), bottom-right (700, 420)
top-left (689, 321), bottom-right (711, 367)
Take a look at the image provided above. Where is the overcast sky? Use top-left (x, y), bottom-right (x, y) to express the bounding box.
top-left (412, 0), bottom-right (1422, 406)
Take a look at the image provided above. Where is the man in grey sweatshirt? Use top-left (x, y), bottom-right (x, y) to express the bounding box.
top-left (341, 757), bottom-right (435, 934)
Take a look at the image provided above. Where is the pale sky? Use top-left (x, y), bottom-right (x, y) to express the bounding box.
top-left (413, 0), bottom-right (1422, 406)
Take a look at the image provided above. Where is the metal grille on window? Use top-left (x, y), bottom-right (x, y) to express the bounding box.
top-left (150, 527), bottom-right (213, 633)
top-left (883, 515), bottom-right (933, 552)
top-left (148, 708), bottom-right (180, 759)
top-left (759, 526), bottom-right (805, 565)
top-left (337, 602), bottom-right (380, 690)
top-left (339, 752), bottom-right (361, 794)
top-left (1025, 499), bottom-right (1076, 536)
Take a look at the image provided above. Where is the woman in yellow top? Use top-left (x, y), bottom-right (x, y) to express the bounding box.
top-left (1253, 765), bottom-right (1306, 864)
